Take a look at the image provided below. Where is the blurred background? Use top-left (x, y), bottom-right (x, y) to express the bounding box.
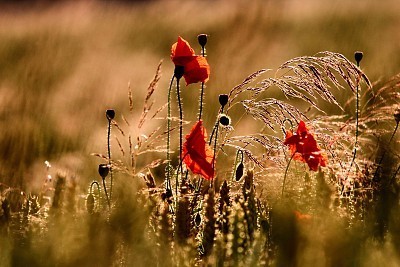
top-left (0, 0), bottom-right (399, 191)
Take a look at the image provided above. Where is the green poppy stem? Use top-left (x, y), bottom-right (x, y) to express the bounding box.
top-left (282, 153), bottom-right (295, 197)
top-left (166, 75), bottom-right (174, 192)
top-left (176, 77), bottom-right (183, 184)
top-left (107, 119), bottom-right (113, 203)
top-left (198, 46), bottom-right (206, 121)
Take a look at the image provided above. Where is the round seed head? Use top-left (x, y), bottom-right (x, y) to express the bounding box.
top-left (197, 34), bottom-right (208, 47)
top-left (98, 164), bottom-right (110, 179)
top-left (354, 51), bottom-right (363, 65)
top-left (219, 94), bottom-right (229, 108)
top-left (219, 114), bottom-right (231, 126)
top-left (235, 162), bottom-right (244, 181)
top-left (86, 193), bottom-right (95, 214)
top-left (106, 109), bottom-right (115, 120)
top-left (174, 65), bottom-right (185, 80)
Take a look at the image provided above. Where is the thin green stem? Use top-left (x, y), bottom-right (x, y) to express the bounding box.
top-left (282, 153), bottom-right (295, 197)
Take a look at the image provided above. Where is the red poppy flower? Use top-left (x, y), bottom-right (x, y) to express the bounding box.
top-left (182, 120), bottom-right (215, 180)
top-left (171, 36), bottom-right (210, 85)
top-left (284, 121), bottom-right (327, 171)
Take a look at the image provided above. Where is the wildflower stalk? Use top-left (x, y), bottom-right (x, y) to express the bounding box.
top-left (99, 164), bottom-right (111, 209)
top-left (347, 52), bottom-right (363, 177)
top-left (282, 153), bottom-right (295, 197)
top-left (174, 66), bottom-right (185, 193)
top-left (106, 109), bottom-right (115, 203)
top-left (166, 75), bottom-right (175, 193)
top-left (198, 34), bottom-right (207, 121)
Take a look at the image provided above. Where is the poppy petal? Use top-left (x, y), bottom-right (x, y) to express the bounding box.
top-left (182, 120), bottom-right (215, 180)
top-left (171, 36), bottom-right (196, 66)
top-left (183, 56), bottom-right (210, 85)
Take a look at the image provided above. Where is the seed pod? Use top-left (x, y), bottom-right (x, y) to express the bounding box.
top-left (235, 162), bottom-right (244, 181)
top-left (219, 94), bottom-right (229, 108)
top-left (98, 164), bottom-right (110, 179)
top-left (106, 109), bottom-right (115, 120)
top-left (354, 51), bottom-right (363, 65)
top-left (86, 193), bottom-right (95, 214)
top-left (195, 212), bottom-right (202, 227)
top-left (219, 114), bottom-right (231, 126)
top-left (174, 65), bottom-right (185, 80)
top-left (197, 34), bottom-right (208, 47)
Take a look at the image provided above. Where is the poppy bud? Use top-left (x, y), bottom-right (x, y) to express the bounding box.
top-left (354, 51), bottom-right (363, 66)
top-left (219, 114), bottom-right (231, 126)
top-left (219, 94), bottom-right (229, 108)
top-left (106, 109), bottom-right (115, 120)
top-left (86, 193), bottom-right (95, 214)
top-left (394, 109), bottom-right (400, 123)
top-left (98, 164), bottom-right (109, 179)
top-left (197, 34), bottom-right (208, 47)
top-left (235, 162), bottom-right (244, 181)
top-left (195, 213), bottom-right (202, 227)
top-left (174, 65), bottom-right (185, 80)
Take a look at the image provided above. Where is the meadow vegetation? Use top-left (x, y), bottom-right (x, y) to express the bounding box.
top-left (1, 0), bottom-right (400, 266)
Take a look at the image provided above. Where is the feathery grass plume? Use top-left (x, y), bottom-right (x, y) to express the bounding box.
top-left (138, 61), bottom-right (162, 129)
top-left (93, 63), bottom-right (168, 182)
top-left (199, 188), bottom-right (216, 257)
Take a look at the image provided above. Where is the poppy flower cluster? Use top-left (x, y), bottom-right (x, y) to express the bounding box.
top-left (171, 36), bottom-right (210, 85)
top-left (284, 121), bottom-right (327, 171)
top-left (182, 120), bottom-right (215, 180)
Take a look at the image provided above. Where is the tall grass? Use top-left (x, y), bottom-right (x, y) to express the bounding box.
top-left (1, 1), bottom-right (400, 266)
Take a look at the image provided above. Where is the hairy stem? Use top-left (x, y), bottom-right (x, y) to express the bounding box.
top-left (107, 119), bottom-right (113, 202)
top-left (198, 46), bottom-right (206, 121)
top-left (176, 78), bottom-right (183, 193)
top-left (166, 75), bottom-right (174, 192)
